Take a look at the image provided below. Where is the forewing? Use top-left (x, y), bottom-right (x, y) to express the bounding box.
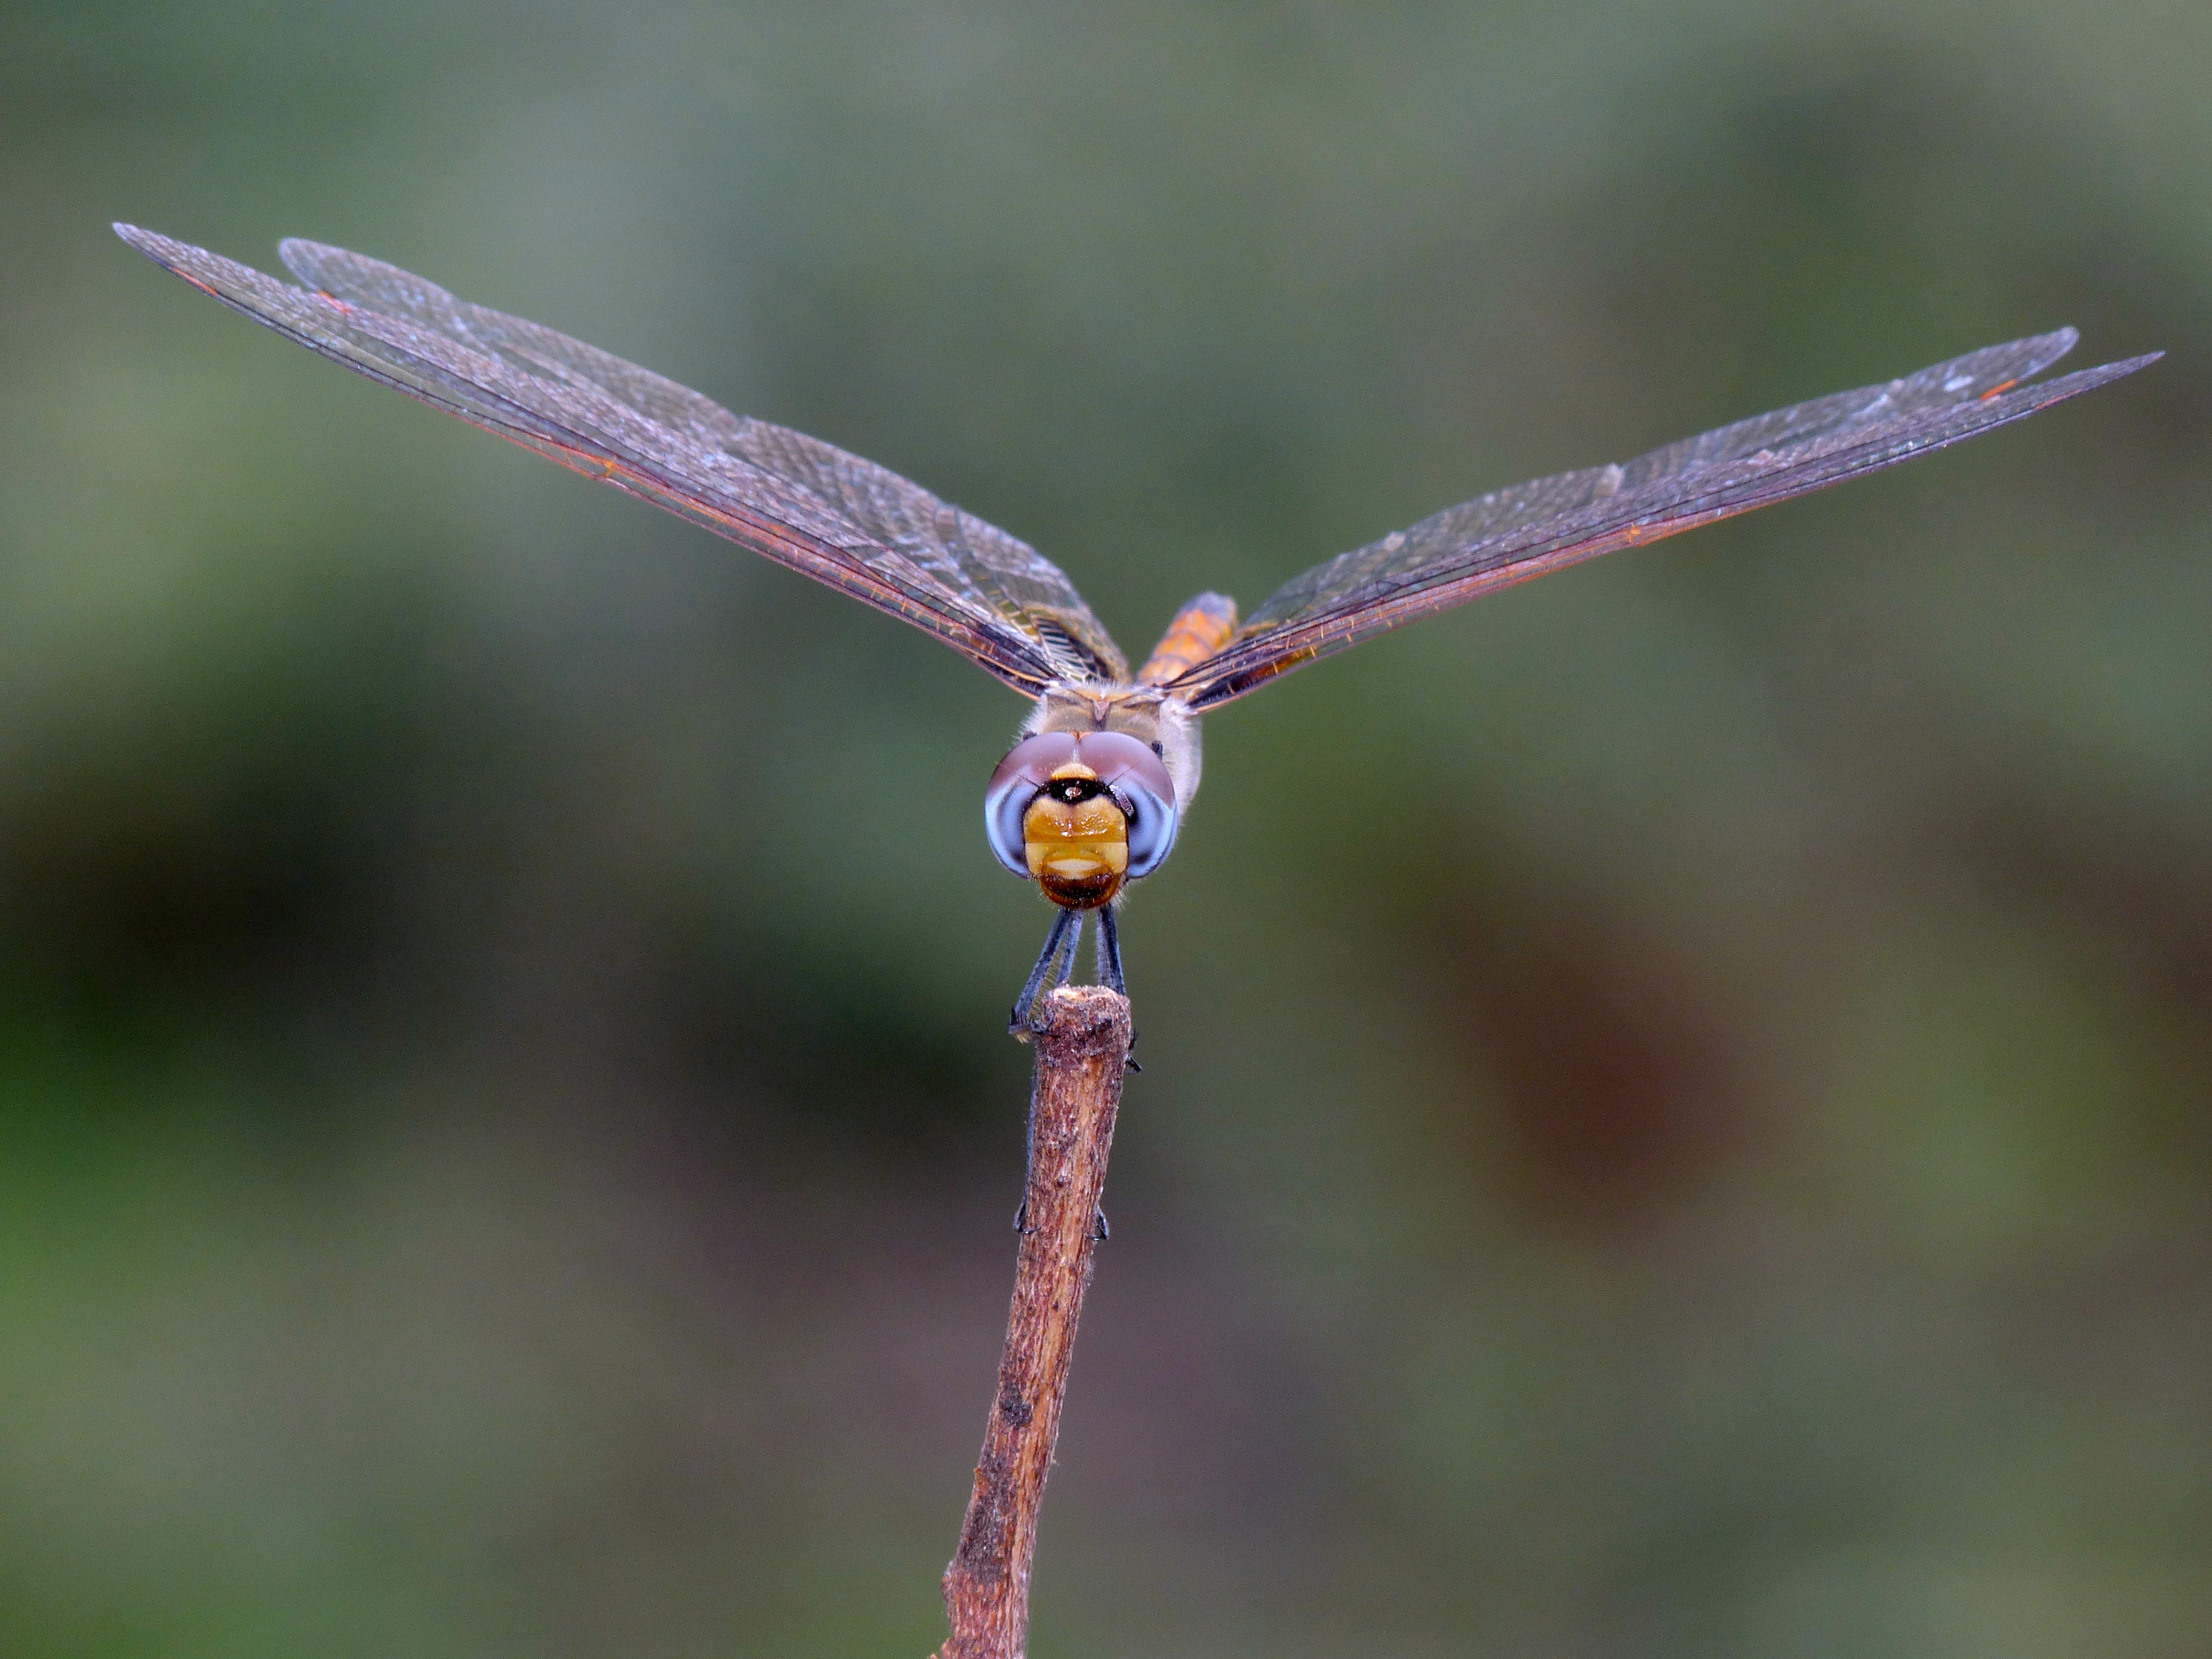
top-left (1169, 333), bottom-right (2159, 708)
top-left (117, 226), bottom-right (1110, 693)
top-left (721, 420), bottom-right (1129, 682)
top-left (275, 237), bottom-right (1126, 682)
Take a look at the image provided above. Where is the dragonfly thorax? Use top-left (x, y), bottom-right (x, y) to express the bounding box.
top-left (1025, 681), bottom-right (1203, 811)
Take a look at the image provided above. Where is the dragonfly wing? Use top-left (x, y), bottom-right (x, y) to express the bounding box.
top-left (275, 237), bottom-right (756, 451)
top-left (722, 419), bottom-right (1128, 683)
top-left (117, 226), bottom-right (1104, 694)
top-left (1167, 333), bottom-right (2160, 709)
top-left (275, 237), bottom-right (1125, 684)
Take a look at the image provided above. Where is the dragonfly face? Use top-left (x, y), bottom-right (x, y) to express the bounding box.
top-left (112, 222), bottom-right (2159, 1032)
top-left (985, 728), bottom-right (1177, 907)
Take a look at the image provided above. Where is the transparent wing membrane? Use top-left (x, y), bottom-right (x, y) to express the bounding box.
top-left (120, 226), bottom-right (2153, 715)
top-left (119, 226), bottom-right (1125, 693)
top-left (1167, 333), bottom-right (2159, 708)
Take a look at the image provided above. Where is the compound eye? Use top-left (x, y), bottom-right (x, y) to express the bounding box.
top-left (1073, 731), bottom-right (1180, 879)
top-left (983, 732), bottom-right (1077, 876)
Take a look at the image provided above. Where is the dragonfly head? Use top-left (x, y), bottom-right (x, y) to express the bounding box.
top-left (985, 730), bottom-right (1178, 908)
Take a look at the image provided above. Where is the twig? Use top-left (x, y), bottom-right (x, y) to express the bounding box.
top-left (935, 984), bottom-right (1133, 1659)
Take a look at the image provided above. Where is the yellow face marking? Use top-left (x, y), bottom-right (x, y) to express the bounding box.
top-left (1023, 786), bottom-right (1129, 909)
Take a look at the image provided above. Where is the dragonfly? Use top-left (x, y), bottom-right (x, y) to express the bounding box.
top-left (116, 224), bottom-right (2159, 1032)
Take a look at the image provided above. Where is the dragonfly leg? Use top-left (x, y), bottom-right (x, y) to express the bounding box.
top-left (1098, 903), bottom-right (1141, 1073)
top-left (1009, 905), bottom-right (1083, 1036)
top-left (1053, 909), bottom-right (1086, 990)
top-left (1097, 903), bottom-right (1126, 997)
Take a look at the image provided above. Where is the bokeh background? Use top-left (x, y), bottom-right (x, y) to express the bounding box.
top-left (3, 2), bottom-right (2209, 1655)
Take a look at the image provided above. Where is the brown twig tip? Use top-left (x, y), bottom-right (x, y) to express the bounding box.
top-left (936, 985), bottom-right (1133, 1659)
top-left (1028, 983), bottom-right (1133, 1059)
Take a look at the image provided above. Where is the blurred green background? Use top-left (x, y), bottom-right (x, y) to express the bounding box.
top-left (3, 1), bottom-right (2209, 1655)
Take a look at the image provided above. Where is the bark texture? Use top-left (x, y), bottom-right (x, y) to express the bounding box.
top-left (935, 985), bottom-right (1132, 1659)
